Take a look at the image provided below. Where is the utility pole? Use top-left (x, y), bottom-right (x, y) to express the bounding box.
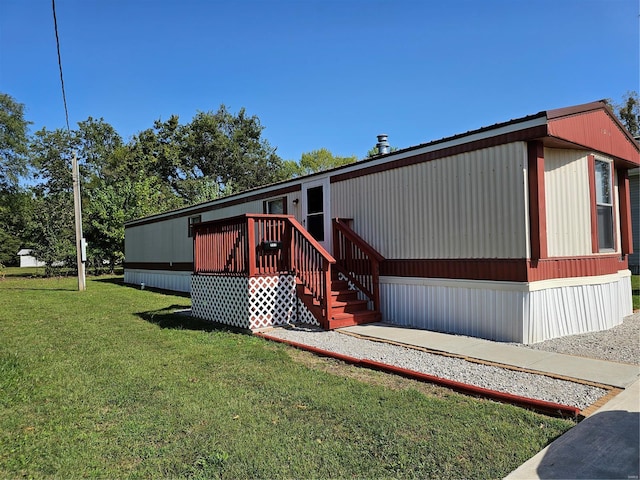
top-left (72, 151), bottom-right (86, 291)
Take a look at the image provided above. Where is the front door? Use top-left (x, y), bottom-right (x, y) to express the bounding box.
top-left (301, 177), bottom-right (331, 252)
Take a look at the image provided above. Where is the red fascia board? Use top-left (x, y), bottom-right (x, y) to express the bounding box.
top-left (545, 100), bottom-right (608, 120)
top-left (547, 109), bottom-right (640, 166)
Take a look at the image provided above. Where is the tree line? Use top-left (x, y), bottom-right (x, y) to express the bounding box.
top-left (0, 93), bottom-right (359, 274)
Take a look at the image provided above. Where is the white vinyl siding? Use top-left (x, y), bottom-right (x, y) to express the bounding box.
top-left (544, 149), bottom-right (592, 257)
top-left (125, 216), bottom-right (193, 263)
top-left (331, 143), bottom-right (529, 259)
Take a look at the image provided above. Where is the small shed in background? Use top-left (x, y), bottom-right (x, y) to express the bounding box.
top-left (17, 249), bottom-right (45, 268)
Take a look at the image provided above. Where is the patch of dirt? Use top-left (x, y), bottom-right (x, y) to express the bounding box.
top-left (285, 347), bottom-right (453, 399)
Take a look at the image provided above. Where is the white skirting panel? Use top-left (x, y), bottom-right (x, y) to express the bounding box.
top-left (380, 279), bottom-right (526, 343)
top-left (380, 271), bottom-right (633, 344)
top-left (124, 269), bottom-right (192, 293)
top-left (526, 272), bottom-right (632, 344)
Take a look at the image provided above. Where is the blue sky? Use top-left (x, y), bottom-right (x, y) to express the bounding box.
top-left (1, 0), bottom-right (638, 162)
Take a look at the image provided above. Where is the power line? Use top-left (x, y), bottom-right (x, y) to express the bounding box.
top-left (52, 0), bottom-right (70, 132)
top-left (51, 0), bottom-right (86, 291)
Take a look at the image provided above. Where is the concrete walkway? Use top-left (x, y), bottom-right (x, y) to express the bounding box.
top-left (338, 323), bottom-right (640, 479)
top-left (340, 323), bottom-right (639, 388)
top-left (506, 379), bottom-right (640, 479)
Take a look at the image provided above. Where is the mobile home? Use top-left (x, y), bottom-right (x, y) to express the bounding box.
top-left (124, 101), bottom-right (639, 343)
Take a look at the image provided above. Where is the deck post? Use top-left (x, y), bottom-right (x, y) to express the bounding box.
top-left (372, 260), bottom-right (380, 312)
top-left (247, 216), bottom-right (256, 277)
top-left (288, 224), bottom-right (295, 273)
top-left (323, 260), bottom-right (332, 329)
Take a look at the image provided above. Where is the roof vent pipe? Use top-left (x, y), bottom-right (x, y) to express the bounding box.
top-left (376, 134), bottom-right (390, 155)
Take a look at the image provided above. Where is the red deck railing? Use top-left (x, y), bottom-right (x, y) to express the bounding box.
top-left (193, 214), bottom-right (335, 327)
top-left (193, 216), bottom-right (249, 275)
top-left (332, 218), bottom-right (385, 313)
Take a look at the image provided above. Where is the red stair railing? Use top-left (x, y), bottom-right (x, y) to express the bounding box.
top-left (332, 218), bottom-right (385, 313)
top-left (288, 217), bottom-right (335, 327)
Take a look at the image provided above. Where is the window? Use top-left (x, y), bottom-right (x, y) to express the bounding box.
top-left (306, 186), bottom-right (324, 241)
top-left (188, 215), bottom-right (201, 237)
top-left (594, 160), bottom-right (614, 251)
top-left (263, 197), bottom-right (286, 215)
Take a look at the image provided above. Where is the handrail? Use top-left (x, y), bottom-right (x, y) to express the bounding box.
top-left (333, 218), bottom-right (384, 263)
top-left (332, 218), bottom-right (385, 313)
top-left (286, 216), bottom-right (336, 264)
top-left (286, 216), bottom-right (334, 329)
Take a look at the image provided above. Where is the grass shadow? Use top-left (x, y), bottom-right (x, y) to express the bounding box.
top-left (1, 286), bottom-right (78, 292)
top-left (136, 305), bottom-right (249, 334)
top-left (92, 276), bottom-right (191, 298)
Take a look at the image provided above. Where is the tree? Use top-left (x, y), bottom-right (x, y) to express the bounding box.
top-left (125, 106), bottom-right (286, 205)
top-left (277, 149), bottom-right (358, 179)
top-left (28, 127), bottom-right (78, 275)
top-left (280, 159), bottom-right (305, 179)
top-left (0, 93), bottom-right (31, 190)
top-left (76, 116), bottom-right (123, 180)
top-left (181, 106), bottom-right (287, 196)
top-left (0, 188), bottom-right (36, 266)
top-left (298, 148), bottom-right (357, 175)
top-left (84, 144), bottom-right (184, 272)
top-left (614, 91), bottom-right (639, 137)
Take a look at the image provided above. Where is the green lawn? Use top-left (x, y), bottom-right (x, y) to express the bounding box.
top-left (1, 266), bottom-right (46, 277)
top-left (0, 275), bottom-right (573, 479)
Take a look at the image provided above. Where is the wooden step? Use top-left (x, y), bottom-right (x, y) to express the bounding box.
top-left (327, 310), bottom-right (381, 330)
top-left (330, 279), bottom-right (349, 290)
top-left (330, 299), bottom-right (369, 314)
top-left (296, 278), bottom-right (379, 330)
top-left (331, 289), bottom-right (358, 302)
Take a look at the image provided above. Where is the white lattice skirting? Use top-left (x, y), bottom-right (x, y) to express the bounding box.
top-left (191, 274), bottom-right (319, 330)
top-left (191, 275), bottom-right (250, 328)
top-left (248, 275), bottom-right (296, 329)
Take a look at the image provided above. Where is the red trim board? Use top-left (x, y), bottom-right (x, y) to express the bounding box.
top-left (617, 169), bottom-right (633, 255)
top-left (527, 141), bottom-right (547, 260)
top-left (126, 255), bottom-right (627, 282)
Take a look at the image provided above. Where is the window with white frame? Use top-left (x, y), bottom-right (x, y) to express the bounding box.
top-left (264, 197), bottom-right (286, 215)
top-left (188, 215), bottom-right (201, 237)
top-left (594, 159), bottom-right (614, 251)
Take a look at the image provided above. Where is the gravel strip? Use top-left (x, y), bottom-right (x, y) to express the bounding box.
top-left (514, 312), bottom-right (640, 365)
top-left (263, 327), bottom-right (609, 410)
